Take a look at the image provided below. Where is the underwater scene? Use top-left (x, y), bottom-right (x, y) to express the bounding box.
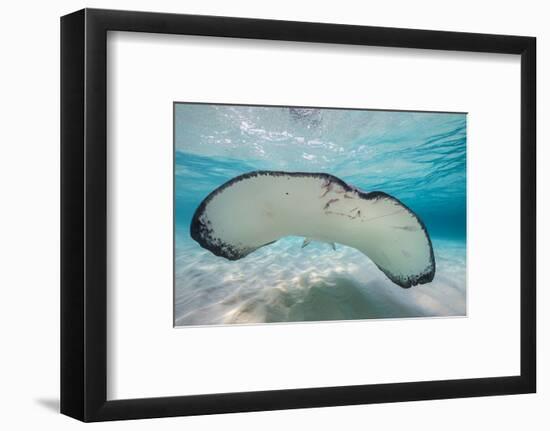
top-left (174, 103), bottom-right (467, 326)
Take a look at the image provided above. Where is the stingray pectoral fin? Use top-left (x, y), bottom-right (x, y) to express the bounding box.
top-left (190, 171), bottom-right (435, 288)
top-left (345, 192), bottom-right (435, 288)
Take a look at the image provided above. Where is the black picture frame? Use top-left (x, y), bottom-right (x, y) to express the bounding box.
top-left (61, 8), bottom-right (536, 422)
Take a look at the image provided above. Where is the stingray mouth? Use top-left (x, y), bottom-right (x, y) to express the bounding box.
top-left (190, 171), bottom-right (435, 288)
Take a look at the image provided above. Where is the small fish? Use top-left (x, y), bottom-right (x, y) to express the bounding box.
top-left (301, 238), bottom-right (312, 249)
top-left (301, 237), bottom-right (336, 251)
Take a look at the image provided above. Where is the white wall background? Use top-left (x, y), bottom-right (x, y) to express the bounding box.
top-left (0, 0), bottom-right (547, 429)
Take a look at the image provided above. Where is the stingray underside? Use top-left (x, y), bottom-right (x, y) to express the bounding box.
top-left (190, 171), bottom-right (435, 288)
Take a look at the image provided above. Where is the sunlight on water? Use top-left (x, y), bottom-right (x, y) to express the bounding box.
top-left (174, 104), bottom-right (467, 326)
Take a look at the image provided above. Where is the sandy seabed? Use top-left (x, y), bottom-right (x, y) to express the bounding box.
top-left (174, 237), bottom-right (466, 326)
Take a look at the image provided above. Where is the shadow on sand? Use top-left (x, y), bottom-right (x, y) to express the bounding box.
top-left (221, 275), bottom-right (427, 324)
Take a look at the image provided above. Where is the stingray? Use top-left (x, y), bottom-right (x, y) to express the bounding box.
top-left (190, 171), bottom-right (435, 288)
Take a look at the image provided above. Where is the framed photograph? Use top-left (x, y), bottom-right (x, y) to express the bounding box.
top-left (61, 8), bottom-right (536, 422)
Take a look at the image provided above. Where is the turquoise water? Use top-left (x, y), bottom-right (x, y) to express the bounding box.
top-left (174, 104), bottom-right (467, 326)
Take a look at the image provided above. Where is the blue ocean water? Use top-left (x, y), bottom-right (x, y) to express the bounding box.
top-left (174, 104), bottom-right (467, 326)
